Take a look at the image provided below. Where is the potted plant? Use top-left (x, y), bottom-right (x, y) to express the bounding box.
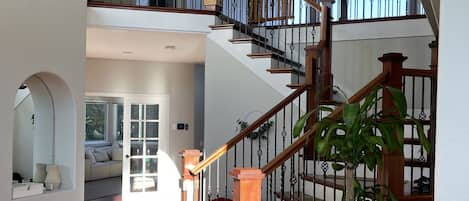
top-left (293, 86), bottom-right (430, 201)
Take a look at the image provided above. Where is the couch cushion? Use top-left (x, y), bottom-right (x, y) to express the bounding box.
top-left (95, 146), bottom-right (113, 159)
top-left (85, 148), bottom-right (96, 163)
top-left (112, 145), bottom-right (123, 161)
top-left (94, 150), bottom-right (110, 162)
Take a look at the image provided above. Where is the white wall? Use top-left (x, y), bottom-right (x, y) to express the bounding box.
top-left (13, 95), bottom-right (35, 179)
top-left (0, 0), bottom-right (86, 201)
top-left (86, 58), bottom-right (196, 199)
top-left (332, 36), bottom-right (434, 96)
top-left (435, 1), bottom-right (469, 201)
top-left (87, 7), bottom-right (215, 33)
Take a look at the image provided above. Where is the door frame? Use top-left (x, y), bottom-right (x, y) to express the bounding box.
top-left (85, 92), bottom-right (170, 201)
top-left (122, 94), bottom-right (169, 201)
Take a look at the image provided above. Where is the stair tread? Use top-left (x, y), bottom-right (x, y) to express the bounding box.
top-left (247, 53), bottom-right (302, 67)
top-left (303, 174), bottom-right (376, 190)
top-left (209, 24), bottom-right (235, 30)
top-left (210, 22), bottom-right (269, 42)
top-left (319, 99), bottom-right (343, 106)
top-left (287, 84), bottom-right (303, 89)
top-left (267, 68), bottom-right (304, 75)
top-left (405, 158), bottom-right (431, 167)
top-left (404, 138), bottom-right (424, 145)
top-left (274, 191), bottom-right (320, 201)
top-left (229, 37), bottom-right (285, 55)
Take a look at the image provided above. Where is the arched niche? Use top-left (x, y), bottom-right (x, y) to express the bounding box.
top-left (13, 72), bottom-right (76, 194)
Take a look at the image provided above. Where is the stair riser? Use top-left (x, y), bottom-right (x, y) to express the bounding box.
top-left (305, 161), bottom-right (376, 178)
top-left (232, 29), bottom-right (305, 67)
top-left (304, 182), bottom-right (343, 201)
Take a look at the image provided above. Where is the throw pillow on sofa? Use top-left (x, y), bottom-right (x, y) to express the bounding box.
top-left (94, 150), bottom-right (110, 162)
top-left (112, 145), bottom-right (123, 161)
top-left (85, 149), bottom-right (96, 163)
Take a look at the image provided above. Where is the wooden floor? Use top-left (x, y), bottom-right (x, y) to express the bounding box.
top-left (88, 194), bottom-right (121, 201)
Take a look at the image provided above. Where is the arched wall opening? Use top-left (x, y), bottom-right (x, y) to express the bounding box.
top-left (12, 72), bottom-right (76, 198)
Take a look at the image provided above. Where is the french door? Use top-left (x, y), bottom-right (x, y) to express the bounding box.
top-left (122, 96), bottom-right (168, 201)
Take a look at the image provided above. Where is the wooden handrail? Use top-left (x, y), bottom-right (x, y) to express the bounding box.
top-left (262, 71), bottom-right (390, 175)
top-left (401, 68), bottom-right (436, 77)
top-left (190, 85), bottom-right (309, 175)
top-left (303, 0), bottom-right (322, 11)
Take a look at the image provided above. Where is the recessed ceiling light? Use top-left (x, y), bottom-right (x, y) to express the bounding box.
top-left (164, 45), bottom-right (176, 50)
top-left (122, 51), bottom-right (133, 54)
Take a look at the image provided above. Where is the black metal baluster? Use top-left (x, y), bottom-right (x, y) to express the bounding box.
top-left (420, 76), bottom-right (426, 180)
top-left (290, 102), bottom-right (296, 198)
top-left (225, 155), bottom-right (228, 198)
top-left (251, 137), bottom-right (254, 167)
top-left (258, 127), bottom-right (262, 168)
top-left (281, 107), bottom-right (287, 199)
top-left (362, 0), bottom-right (365, 19)
top-left (374, 88), bottom-right (379, 187)
top-left (411, 75), bottom-right (416, 195)
top-left (266, 119), bottom-right (270, 200)
top-left (234, 144), bottom-right (237, 168)
top-left (208, 164), bottom-right (212, 200)
top-left (274, 113), bottom-right (278, 200)
top-left (242, 137), bottom-right (245, 167)
top-left (296, 96), bottom-right (301, 199)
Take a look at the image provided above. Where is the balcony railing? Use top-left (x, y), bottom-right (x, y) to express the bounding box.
top-left (332, 0), bottom-right (425, 22)
top-left (88, 0), bottom-right (206, 12)
top-left (88, 0), bottom-right (426, 22)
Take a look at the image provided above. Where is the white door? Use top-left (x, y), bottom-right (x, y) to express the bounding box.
top-left (122, 96), bottom-right (168, 201)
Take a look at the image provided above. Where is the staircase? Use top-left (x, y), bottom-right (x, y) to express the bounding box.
top-left (181, 0), bottom-right (436, 201)
top-left (207, 23), bottom-right (307, 97)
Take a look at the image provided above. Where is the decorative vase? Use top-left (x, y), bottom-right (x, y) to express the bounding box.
top-left (33, 163), bottom-right (47, 183)
top-left (44, 165), bottom-right (61, 191)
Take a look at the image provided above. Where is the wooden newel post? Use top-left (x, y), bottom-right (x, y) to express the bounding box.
top-left (303, 45), bottom-right (320, 160)
top-left (305, 45), bottom-right (319, 129)
top-left (230, 168), bottom-right (265, 201)
top-left (204, 0), bottom-right (222, 11)
top-left (378, 53), bottom-right (407, 198)
top-left (320, 0), bottom-right (334, 100)
top-left (181, 149), bottom-right (201, 201)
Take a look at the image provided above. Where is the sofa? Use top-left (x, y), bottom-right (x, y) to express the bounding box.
top-left (85, 144), bottom-right (123, 181)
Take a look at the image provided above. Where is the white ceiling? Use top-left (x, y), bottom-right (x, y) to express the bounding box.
top-left (86, 27), bottom-right (207, 63)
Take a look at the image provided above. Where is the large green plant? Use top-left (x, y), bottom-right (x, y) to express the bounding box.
top-left (293, 86), bottom-right (430, 201)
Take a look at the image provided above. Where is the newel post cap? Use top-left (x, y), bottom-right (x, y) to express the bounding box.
top-left (181, 149), bottom-right (201, 157)
top-left (429, 40), bottom-right (438, 48)
top-left (230, 168), bottom-right (265, 180)
top-left (378, 53), bottom-right (408, 63)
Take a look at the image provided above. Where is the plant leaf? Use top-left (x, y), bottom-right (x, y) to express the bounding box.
top-left (414, 119), bottom-right (431, 153)
top-left (361, 87), bottom-right (379, 112)
top-left (377, 123), bottom-right (397, 151)
top-left (386, 86), bottom-right (407, 118)
top-left (316, 139), bottom-right (329, 155)
top-left (331, 163), bottom-right (345, 171)
top-left (344, 103), bottom-right (360, 129)
top-left (293, 111), bottom-right (313, 138)
top-left (367, 136), bottom-right (385, 146)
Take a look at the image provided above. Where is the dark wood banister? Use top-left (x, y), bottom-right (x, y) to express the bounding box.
top-left (401, 68), bottom-right (436, 77)
top-left (190, 85), bottom-right (309, 175)
top-left (261, 70), bottom-right (390, 175)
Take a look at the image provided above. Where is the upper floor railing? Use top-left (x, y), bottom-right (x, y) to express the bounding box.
top-left (88, 0), bottom-right (425, 22)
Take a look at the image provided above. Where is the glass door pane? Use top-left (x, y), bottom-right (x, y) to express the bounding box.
top-left (127, 104), bottom-right (159, 193)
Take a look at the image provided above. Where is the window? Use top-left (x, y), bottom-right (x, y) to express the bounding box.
top-left (85, 98), bottom-right (124, 143)
top-left (85, 103), bottom-right (107, 141)
top-left (116, 104), bottom-right (124, 141)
